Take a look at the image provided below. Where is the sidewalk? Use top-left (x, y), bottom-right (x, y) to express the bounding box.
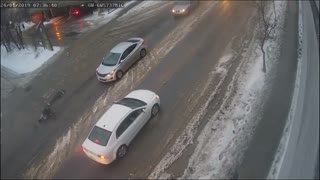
top-left (1, 77), bottom-right (15, 101)
top-left (237, 1), bottom-right (299, 178)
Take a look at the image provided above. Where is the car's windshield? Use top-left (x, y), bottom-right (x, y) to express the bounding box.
top-left (102, 52), bottom-right (121, 66)
top-left (175, 1), bottom-right (190, 5)
top-left (115, 98), bottom-right (147, 109)
top-left (88, 126), bottom-right (112, 146)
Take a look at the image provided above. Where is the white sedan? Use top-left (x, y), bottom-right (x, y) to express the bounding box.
top-left (82, 89), bottom-right (160, 165)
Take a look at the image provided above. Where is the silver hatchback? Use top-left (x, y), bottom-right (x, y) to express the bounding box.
top-left (96, 37), bottom-right (147, 82)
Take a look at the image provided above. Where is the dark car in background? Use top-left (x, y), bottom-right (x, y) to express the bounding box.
top-left (69, 5), bottom-right (94, 18)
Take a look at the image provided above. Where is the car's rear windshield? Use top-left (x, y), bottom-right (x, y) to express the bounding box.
top-left (102, 52), bottom-right (121, 66)
top-left (88, 126), bottom-right (112, 146)
top-left (115, 98), bottom-right (147, 109)
top-left (127, 39), bottom-right (140, 43)
top-left (175, 1), bottom-right (190, 5)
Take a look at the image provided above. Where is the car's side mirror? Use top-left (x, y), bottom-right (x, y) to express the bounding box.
top-left (142, 108), bottom-right (146, 113)
top-left (119, 59), bottom-right (124, 63)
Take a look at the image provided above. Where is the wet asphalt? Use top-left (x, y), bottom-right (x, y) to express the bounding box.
top-left (53, 1), bottom-right (256, 179)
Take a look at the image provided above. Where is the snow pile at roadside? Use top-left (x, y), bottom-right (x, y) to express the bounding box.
top-left (1, 45), bottom-right (61, 74)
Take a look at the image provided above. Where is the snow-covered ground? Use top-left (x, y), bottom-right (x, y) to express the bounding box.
top-left (21, 21), bottom-right (35, 32)
top-left (148, 1), bottom-right (288, 179)
top-left (1, 45), bottom-right (61, 75)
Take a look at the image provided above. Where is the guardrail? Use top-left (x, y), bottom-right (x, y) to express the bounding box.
top-left (277, 0), bottom-right (319, 179)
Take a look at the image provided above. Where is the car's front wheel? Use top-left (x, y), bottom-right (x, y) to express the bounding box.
top-left (117, 144), bottom-right (128, 159)
top-left (116, 70), bottom-right (124, 80)
top-left (151, 104), bottom-right (160, 117)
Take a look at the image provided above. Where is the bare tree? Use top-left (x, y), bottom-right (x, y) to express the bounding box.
top-left (253, 1), bottom-right (277, 73)
top-left (1, 8), bottom-right (28, 52)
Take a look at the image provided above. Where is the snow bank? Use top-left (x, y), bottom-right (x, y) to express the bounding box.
top-left (1, 45), bottom-right (61, 75)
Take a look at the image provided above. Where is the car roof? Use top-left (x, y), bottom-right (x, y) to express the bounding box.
top-left (110, 42), bottom-right (134, 53)
top-left (95, 104), bottom-right (132, 132)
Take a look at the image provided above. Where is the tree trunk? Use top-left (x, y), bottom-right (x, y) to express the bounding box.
top-left (261, 44), bottom-right (267, 73)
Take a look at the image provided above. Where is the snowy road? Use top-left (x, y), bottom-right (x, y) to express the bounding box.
top-left (1, 1), bottom-right (301, 179)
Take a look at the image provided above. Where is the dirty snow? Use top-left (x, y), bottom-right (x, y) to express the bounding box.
top-left (148, 51), bottom-right (236, 179)
top-left (1, 45), bottom-right (61, 75)
top-left (181, 51), bottom-right (265, 179)
top-left (119, 1), bottom-right (165, 17)
top-left (83, 1), bottom-right (136, 25)
top-left (116, 0), bottom-right (172, 25)
top-left (25, 130), bottom-right (71, 179)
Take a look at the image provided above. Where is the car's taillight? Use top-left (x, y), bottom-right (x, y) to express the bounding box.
top-left (82, 146), bottom-right (87, 152)
top-left (142, 39), bottom-right (146, 44)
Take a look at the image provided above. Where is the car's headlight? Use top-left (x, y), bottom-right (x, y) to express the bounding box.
top-left (182, 9), bottom-right (185, 12)
top-left (172, 9), bottom-right (175, 13)
top-left (106, 70), bottom-right (115, 77)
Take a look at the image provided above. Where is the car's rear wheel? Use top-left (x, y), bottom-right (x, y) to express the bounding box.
top-left (116, 70), bottom-right (123, 80)
top-left (117, 145), bottom-right (128, 159)
top-left (151, 104), bottom-right (160, 117)
top-left (140, 48), bottom-right (147, 58)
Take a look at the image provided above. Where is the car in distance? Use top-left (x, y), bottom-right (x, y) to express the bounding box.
top-left (82, 89), bottom-right (160, 165)
top-left (96, 37), bottom-right (147, 82)
top-left (171, 0), bottom-right (198, 16)
top-left (69, 5), bottom-right (94, 18)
